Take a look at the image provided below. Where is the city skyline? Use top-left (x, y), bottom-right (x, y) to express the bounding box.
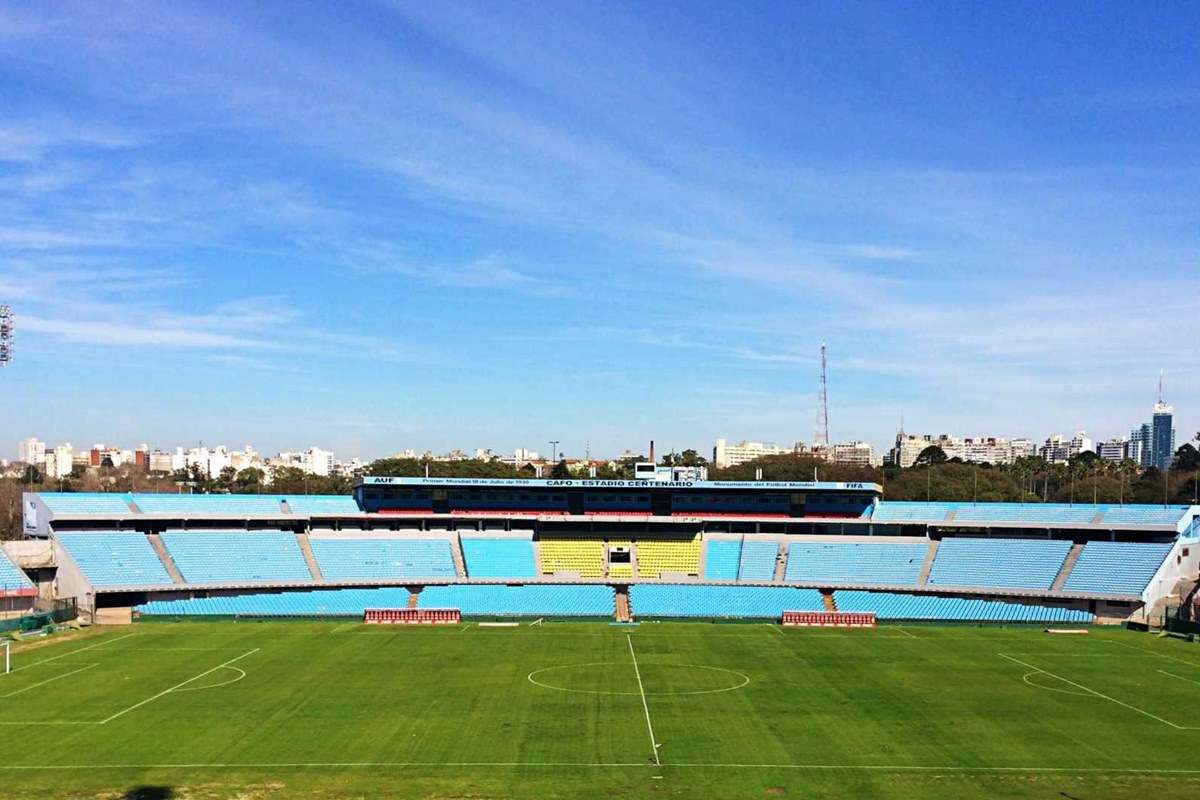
top-left (1, 3), bottom-right (1197, 456)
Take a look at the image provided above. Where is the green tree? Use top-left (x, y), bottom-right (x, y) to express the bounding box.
top-left (234, 467), bottom-right (266, 493)
top-left (1173, 444), bottom-right (1200, 472)
top-left (550, 459), bottom-right (571, 479)
top-left (661, 449), bottom-right (708, 467)
top-left (913, 446), bottom-right (947, 467)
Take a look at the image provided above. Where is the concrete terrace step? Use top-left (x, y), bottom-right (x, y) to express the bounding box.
top-left (147, 533), bottom-right (185, 585)
top-left (916, 540), bottom-right (939, 588)
top-left (1051, 543), bottom-right (1085, 591)
top-left (296, 534), bottom-right (324, 581)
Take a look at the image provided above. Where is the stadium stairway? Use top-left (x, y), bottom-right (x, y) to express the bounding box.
top-left (296, 534), bottom-right (324, 581)
top-left (916, 540), bottom-right (939, 588)
top-left (146, 534), bottom-right (185, 585)
top-left (821, 589), bottom-right (837, 612)
top-left (1051, 543), bottom-right (1085, 591)
top-left (407, 590), bottom-right (419, 609)
top-left (773, 540), bottom-right (789, 582)
top-left (615, 588), bottom-right (631, 622)
top-left (448, 533), bottom-right (468, 579)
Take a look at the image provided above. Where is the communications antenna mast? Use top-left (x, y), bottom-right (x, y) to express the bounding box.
top-left (814, 342), bottom-right (829, 450)
top-left (0, 305), bottom-right (12, 366)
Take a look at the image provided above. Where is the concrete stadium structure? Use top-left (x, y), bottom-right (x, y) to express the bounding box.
top-left (13, 481), bottom-right (1200, 626)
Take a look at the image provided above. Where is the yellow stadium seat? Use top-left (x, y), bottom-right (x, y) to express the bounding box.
top-left (636, 535), bottom-right (701, 578)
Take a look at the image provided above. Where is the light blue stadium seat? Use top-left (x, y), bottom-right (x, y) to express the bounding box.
top-left (418, 584), bottom-right (614, 616)
top-left (1062, 541), bottom-right (1173, 595)
top-left (56, 532), bottom-right (174, 587)
top-left (1099, 507), bottom-right (1188, 526)
top-left (785, 542), bottom-right (928, 585)
top-left (836, 590), bottom-right (1092, 623)
top-left (40, 493), bottom-right (133, 514)
top-left (160, 531), bottom-right (312, 583)
top-left (138, 586), bottom-right (412, 617)
top-left (870, 503), bottom-right (956, 523)
top-left (629, 584), bottom-right (824, 618)
top-left (310, 537), bottom-right (456, 580)
top-left (951, 504), bottom-right (1098, 524)
top-left (282, 496), bottom-right (361, 514)
top-left (704, 539), bottom-right (742, 580)
top-left (738, 540), bottom-right (778, 581)
top-left (133, 494), bottom-right (285, 515)
top-left (926, 538), bottom-right (1071, 590)
top-left (0, 550), bottom-right (33, 591)
top-left (461, 537), bottom-right (536, 579)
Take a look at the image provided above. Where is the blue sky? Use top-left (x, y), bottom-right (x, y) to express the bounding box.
top-left (0, 1), bottom-right (1197, 460)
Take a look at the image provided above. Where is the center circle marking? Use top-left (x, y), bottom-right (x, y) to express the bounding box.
top-left (527, 662), bottom-right (750, 696)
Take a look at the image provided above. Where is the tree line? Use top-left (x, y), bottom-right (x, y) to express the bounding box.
top-left (3, 444), bottom-right (1199, 539)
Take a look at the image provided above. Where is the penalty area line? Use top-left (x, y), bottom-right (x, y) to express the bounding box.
top-left (5, 632), bottom-right (138, 675)
top-left (1, 663), bottom-right (98, 698)
top-left (98, 648), bottom-right (259, 725)
top-left (999, 653), bottom-right (1199, 730)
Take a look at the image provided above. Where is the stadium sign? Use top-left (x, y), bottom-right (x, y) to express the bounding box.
top-left (362, 476), bottom-right (880, 491)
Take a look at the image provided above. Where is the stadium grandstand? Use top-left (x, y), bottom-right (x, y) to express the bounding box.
top-left (9, 476), bottom-right (1198, 627)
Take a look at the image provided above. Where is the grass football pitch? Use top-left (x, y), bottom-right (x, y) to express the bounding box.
top-left (3, 620), bottom-right (1200, 799)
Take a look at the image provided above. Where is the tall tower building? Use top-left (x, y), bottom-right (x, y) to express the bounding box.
top-left (1150, 372), bottom-right (1175, 470)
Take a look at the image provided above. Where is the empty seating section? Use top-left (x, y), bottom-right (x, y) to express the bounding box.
top-left (139, 587), bottom-right (411, 616)
top-left (538, 537), bottom-right (605, 577)
top-left (738, 540), bottom-right (778, 581)
top-left (460, 537), bottom-right (536, 578)
top-left (609, 564), bottom-right (633, 579)
top-left (283, 496), bottom-right (361, 514)
top-left (785, 542), bottom-right (928, 586)
top-left (704, 539), bottom-right (742, 580)
top-left (310, 538), bottom-right (455, 580)
top-left (56, 533), bottom-right (173, 586)
top-left (630, 584), bottom-right (824, 618)
top-left (870, 502), bottom-right (954, 523)
top-left (1062, 542), bottom-right (1173, 595)
top-left (418, 584), bottom-right (614, 616)
top-left (872, 501), bottom-right (1186, 527)
top-left (835, 590), bottom-right (1093, 623)
top-left (40, 493), bottom-right (132, 514)
top-left (133, 494), bottom-right (284, 514)
top-left (160, 532), bottom-right (311, 583)
top-left (1100, 507), bottom-right (1188, 526)
top-left (927, 538), bottom-right (1071, 590)
top-left (636, 536), bottom-right (700, 578)
top-left (0, 550), bottom-right (33, 591)
top-left (951, 504), bottom-right (1097, 524)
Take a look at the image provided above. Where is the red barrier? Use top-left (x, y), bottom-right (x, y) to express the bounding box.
top-left (781, 611), bottom-right (876, 628)
top-left (364, 608), bottom-right (461, 625)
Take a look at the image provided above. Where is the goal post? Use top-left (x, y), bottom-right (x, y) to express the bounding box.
top-left (2, 640), bottom-right (9, 674)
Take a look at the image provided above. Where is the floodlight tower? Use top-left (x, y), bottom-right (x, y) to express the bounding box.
top-left (0, 305), bottom-right (12, 366)
top-left (814, 342), bottom-right (829, 451)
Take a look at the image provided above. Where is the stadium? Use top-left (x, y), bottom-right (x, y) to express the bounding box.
top-left (2, 477), bottom-right (1200, 798)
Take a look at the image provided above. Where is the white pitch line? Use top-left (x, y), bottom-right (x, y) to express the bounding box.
top-left (999, 653), bottom-right (1196, 730)
top-left (1, 663), bottom-right (98, 698)
top-left (98, 648), bottom-right (259, 725)
top-left (1157, 669), bottom-right (1200, 687)
top-left (891, 626), bottom-right (919, 639)
top-left (1, 761), bottom-right (1200, 774)
top-left (626, 634), bottom-right (660, 766)
top-left (5, 632), bottom-right (138, 675)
